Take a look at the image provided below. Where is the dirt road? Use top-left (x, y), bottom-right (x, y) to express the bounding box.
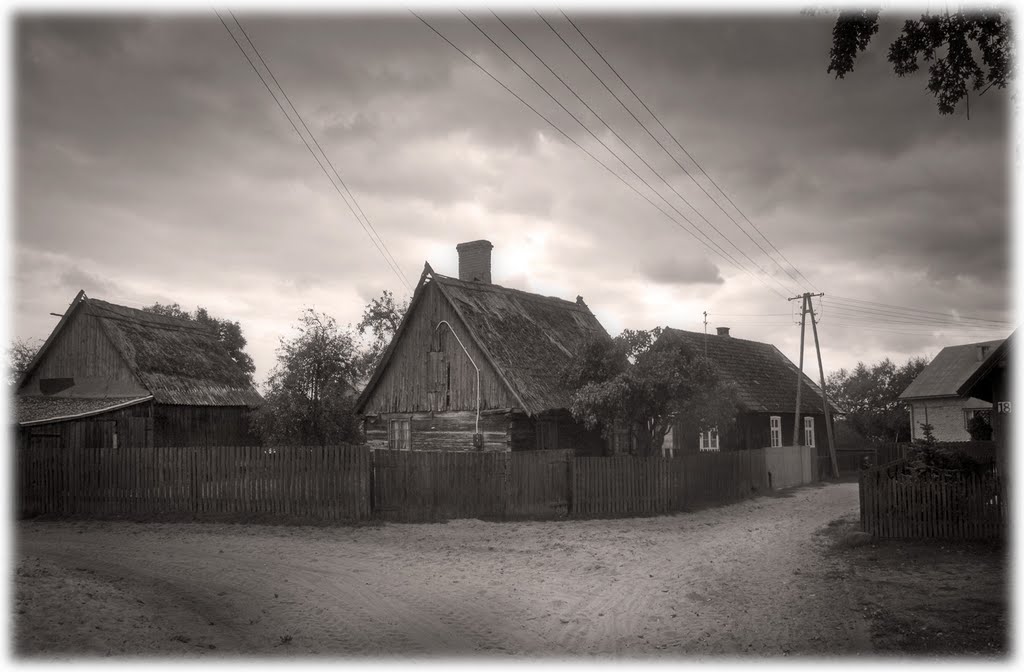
top-left (16, 483), bottom-right (871, 657)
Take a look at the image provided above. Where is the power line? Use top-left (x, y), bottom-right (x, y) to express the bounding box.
top-left (490, 11), bottom-right (800, 298)
top-left (822, 303), bottom-right (1010, 328)
top-left (460, 12), bottom-right (784, 296)
top-left (827, 295), bottom-right (1012, 325)
top-left (215, 10), bottom-right (412, 293)
top-left (412, 12), bottom-right (787, 300)
top-left (552, 10), bottom-right (818, 293)
top-left (229, 11), bottom-right (411, 292)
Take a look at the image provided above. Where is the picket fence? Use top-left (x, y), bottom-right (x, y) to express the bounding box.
top-left (18, 443), bottom-right (818, 523)
top-left (18, 443), bottom-right (370, 522)
top-left (859, 460), bottom-right (1005, 540)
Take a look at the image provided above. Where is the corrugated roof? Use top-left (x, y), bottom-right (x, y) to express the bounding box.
top-left (432, 274), bottom-right (611, 413)
top-left (16, 395), bottom-right (153, 426)
top-left (657, 328), bottom-right (836, 414)
top-left (901, 339), bottom-right (1004, 400)
top-left (86, 298), bottom-right (263, 407)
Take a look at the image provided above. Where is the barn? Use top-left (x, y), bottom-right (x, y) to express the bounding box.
top-left (356, 240), bottom-right (610, 455)
top-left (15, 290), bottom-right (263, 451)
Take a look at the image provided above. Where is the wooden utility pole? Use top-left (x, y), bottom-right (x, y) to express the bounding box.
top-left (808, 297), bottom-right (839, 479)
top-left (703, 310), bottom-right (708, 355)
top-left (789, 294), bottom-right (809, 447)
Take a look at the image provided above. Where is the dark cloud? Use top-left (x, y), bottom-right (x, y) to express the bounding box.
top-left (12, 12), bottom-right (1011, 382)
top-left (638, 256), bottom-right (723, 286)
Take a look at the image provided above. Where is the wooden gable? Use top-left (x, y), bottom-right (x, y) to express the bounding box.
top-left (18, 302), bottom-right (149, 399)
top-left (359, 281), bottom-right (519, 415)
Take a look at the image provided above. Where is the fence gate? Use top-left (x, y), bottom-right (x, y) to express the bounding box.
top-left (508, 449), bottom-right (571, 518)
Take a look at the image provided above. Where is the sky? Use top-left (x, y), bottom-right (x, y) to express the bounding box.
top-left (9, 7), bottom-right (1015, 388)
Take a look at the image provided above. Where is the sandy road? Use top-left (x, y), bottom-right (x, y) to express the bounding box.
top-left (16, 481), bottom-right (870, 658)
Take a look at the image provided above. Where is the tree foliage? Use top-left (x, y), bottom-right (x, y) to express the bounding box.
top-left (143, 303), bottom-right (256, 382)
top-left (967, 412), bottom-right (993, 441)
top-left (7, 337), bottom-right (41, 386)
top-left (254, 309), bottom-right (362, 447)
top-left (826, 356), bottom-right (929, 444)
top-left (827, 8), bottom-right (1012, 115)
top-left (563, 328), bottom-right (739, 457)
top-left (355, 290), bottom-right (408, 382)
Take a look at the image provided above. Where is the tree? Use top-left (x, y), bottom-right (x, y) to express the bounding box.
top-left (826, 356), bottom-right (929, 444)
top-left (563, 328), bottom-right (739, 457)
top-left (254, 308), bottom-right (362, 446)
top-left (967, 412), bottom-right (993, 441)
top-left (143, 302), bottom-right (256, 382)
top-left (355, 290), bottom-right (408, 381)
top-left (7, 337), bottom-right (41, 385)
top-left (827, 8), bottom-right (1012, 115)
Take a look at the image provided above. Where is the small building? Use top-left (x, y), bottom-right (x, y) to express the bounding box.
top-left (655, 327), bottom-right (837, 460)
top-left (355, 240), bottom-right (609, 455)
top-left (957, 331), bottom-right (1013, 473)
top-left (899, 339), bottom-right (1004, 442)
top-left (16, 291), bottom-right (263, 450)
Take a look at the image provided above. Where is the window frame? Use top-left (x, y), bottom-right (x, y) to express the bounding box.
top-left (769, 416), bottom-right (782, 448)
top-left (963, 408), bottom-right (992, 431)
top-left (698, 427), bottom-right (720, 452)
top-left (388, 417), bottom-right (411, 451)
top-left (803, 416), bottom-right (815, 447)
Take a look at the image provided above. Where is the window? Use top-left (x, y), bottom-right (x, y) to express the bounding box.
top-left (698, 427), bottom-right (719, 451)
top-left (388, 418), bottom-right (411, 451)
top-left (803, 416), bottom-right (815, 447)
top-left (769, 416), bottom-right (782, 447)
top-left (963, 409), bottom-right (992, 431)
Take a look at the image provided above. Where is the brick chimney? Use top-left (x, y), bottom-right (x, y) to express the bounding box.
top-left (977, 344), bottom-right (990, 361)
top-left (456, 240), bottom-right (493, 284)
top-left (717, 327), bottom-right (731, 337)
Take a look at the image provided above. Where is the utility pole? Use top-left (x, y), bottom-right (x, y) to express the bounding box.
top-left (789, 292), bottom-right (838, 480)
top-left (789, 294), bottom-right (809, 448)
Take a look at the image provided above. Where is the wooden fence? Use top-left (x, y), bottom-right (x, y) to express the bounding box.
top-left (17, 443), bottom-right (370, 522)
top-left (571, 448), bottom-right (777, 517)
top-left (18, 443), bottom-right (818, 524)
top-left (859, 461), bottom-right (1004, 540)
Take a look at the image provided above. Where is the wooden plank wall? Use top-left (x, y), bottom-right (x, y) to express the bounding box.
top-left (763, 445), bottom-right (818, 490)
top-left (859, 463), bottom-right (1004, 540)
top-left (16, 443), bottom-right (370, 522)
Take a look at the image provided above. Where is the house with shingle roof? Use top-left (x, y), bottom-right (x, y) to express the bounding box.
top-left (355, 240), bottom-right (609, 455)
top-left (899, 338), bottom-right (1004, 442)
top-left (654, 326), bottom-right (838, 458)
top-left (16, 290), bottom-right (262, 450)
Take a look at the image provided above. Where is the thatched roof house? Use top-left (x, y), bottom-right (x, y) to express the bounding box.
top-left (16, 290), bottom-right (261, 449)
top-left (356, 241), bottom-right (610, 455)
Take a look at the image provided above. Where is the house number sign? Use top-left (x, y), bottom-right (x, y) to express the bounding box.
top-left (997, 401), bottom-right (1011, 414)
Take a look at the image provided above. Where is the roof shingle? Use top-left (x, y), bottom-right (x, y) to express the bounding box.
top-left (657, 328), bottom-right (835, 414)
top-left (900, 339), bottom-right (1004, 400)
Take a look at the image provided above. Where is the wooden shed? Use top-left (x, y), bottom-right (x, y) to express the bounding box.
top-left (16, 290), bottom-right (263, 451)
top-left (356, 240), bottom-right (610, 455)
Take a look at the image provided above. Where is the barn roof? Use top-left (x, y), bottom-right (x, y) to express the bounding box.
top-left (657, 328), bottom-right (837, 415)
top-left (16, 395), bottom-right (153, 426)
top-left (356, 265), bottom-right (610, 415)
top-left (900, 339), bottom-right (1004, 400)
top-left (19, 292), bottom-right (263, 407)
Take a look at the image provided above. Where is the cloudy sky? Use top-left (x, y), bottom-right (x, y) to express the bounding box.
top-left (11, 8), bottom-right (1014, 386)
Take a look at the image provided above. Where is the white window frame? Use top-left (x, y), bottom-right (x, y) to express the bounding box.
top-left (803, 416), bottom-right (815, 447)
top-left (698, 427), bottom-right (719, 452)
top-left (769, 416), bottom-right (782, 448)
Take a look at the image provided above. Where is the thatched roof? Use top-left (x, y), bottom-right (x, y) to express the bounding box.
top-left (900, 339), bottom-right (1004, 400)
top-left (657, 328), bottom-right (837, 415)
top-left (16, 395), bottom-right (152, 426)
top-left (20, 292), bottom-right (262, 407)
top-left (356, 266), bottom-right (610, 415)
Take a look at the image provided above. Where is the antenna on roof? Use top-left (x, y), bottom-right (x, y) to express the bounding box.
top-left (703, 310), bottom-right (708, 355)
